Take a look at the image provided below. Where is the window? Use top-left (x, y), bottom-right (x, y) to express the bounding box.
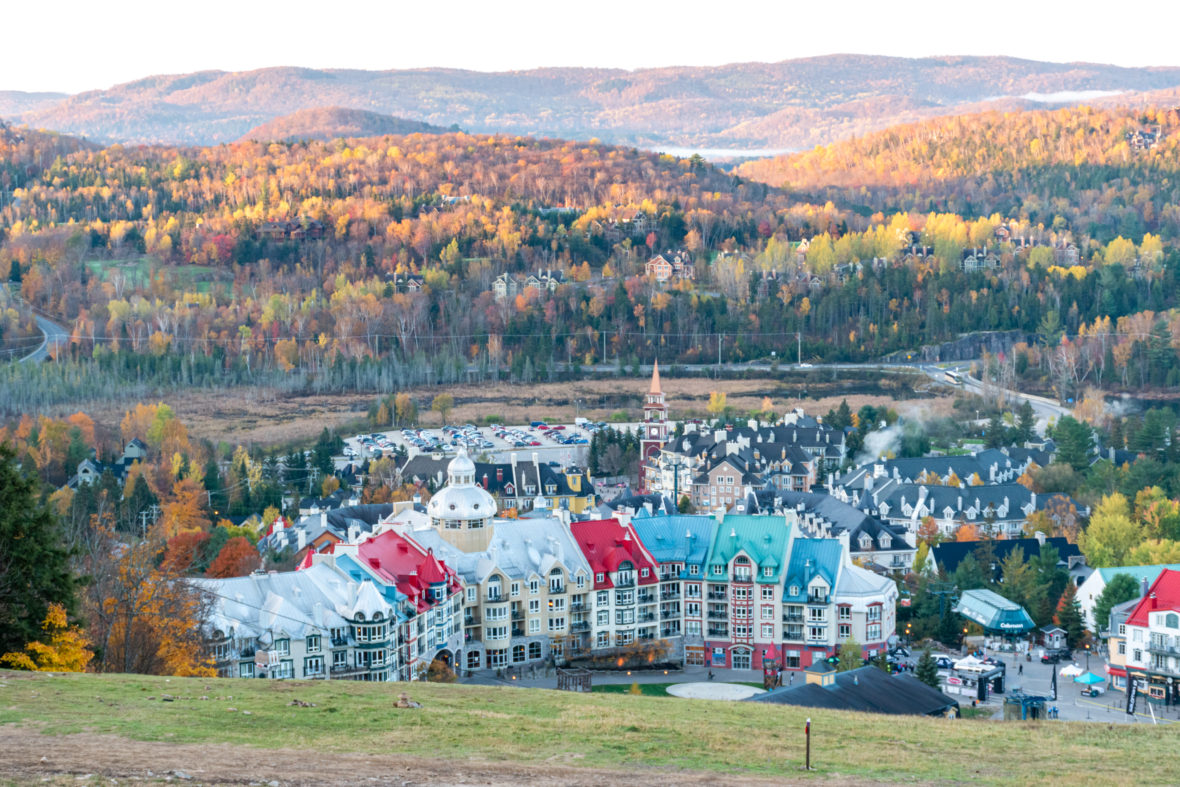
top-left (762, 567), bottom-right (773, 577)
top-left (615, 590), bottom-right (634, 606)
top-left (616, 609), bottom-right (635, 626)
top-left (529, 618), bottom-right (540, 634)
top-left (641, 567), bottom-right (649, 578)
top-left (333, 650), bottom-right (347, 668)
top-left (549, 570), bottom-right (565, 593)
top-left (529, 578), bottom-right (540, 594)
top-left (305, 635), bottom-right (321, 653)
top-left (761, 606), bottom-right (774, 620)
top-left (486, 579), bottom-right (502, 601)
top-left (597, 632), bottom-right (610, 648)
top-left (712, 565), bottom-right (724, 576)
top-left (689, 565), bottom-right (700, 576)
top-left (735, 607), bottom-right (750, 619)
top-left (761, 624), bottom-right (774, 639)
top-left (734, 587), bottom-right (750, 600)
top-left (761, 586), bottom-right (774, 600)
top-left (549, 597), bottom-right (566, 612)
top-left (1117, 640), bottom-right (1126, 655)
top-left (467, 650), bottom-right (481, 670)
top-left (485, 606), bottom-right (508, 621)
top-left (686, 620), bottom-right (701, 636)
top-left (548, 617), bottom-right (566, 632)
top-left (596, 573), bottom-right (604, 583)
top-left (597, 590), bottom-right (609, 607)
top-left (304, 656), bottom-right (324, 677)
top-left (528, 599), bottom-right (540, 614)
top-left (273, 660), bottom-right (294, 679)
top-left (529, 642), bottom-right (542, 659)
top-left (511, 582), bottom-right (520, 597)
top-left (512, 645), bottom-right (526, 663)
top-left (867, 624), bottom-right (881, 641)
top-left (789, 585), bottom-right (799, 597)
top-left (1167, 613), bottom-right (1180, 629)
top-left (838, 607), bottom-right (851, 621)
top-left (1118, 624), bottom-right (1126, 635)
top-left (576, 574), bottom-right (585, 589)
top-left (734, 624), bottom-right (750, 637)
top-left (686, 602), bottom-right (701, 617)
top-left (839, 624), bottom-right (851, 639)
top-left (1134, 649), bottom-right (1142, 662)
top-left (239, 663), bottom-right (254, 678)
top-left (486, 649), bottom-right (508, 668)
top-left (808, 626), bottom-right (825, 641)
top-left (466, 586), bottom-right (477, 603)
top-left (785, 650), bottom-right (800, 669)
top-left (867, 605), bottom-right (881, 621)
top-left (597, 610), bottom-right (609, 626)
top-left (808, 607), bottom-right (826, 622)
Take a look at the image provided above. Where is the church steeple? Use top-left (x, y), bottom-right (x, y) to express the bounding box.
top-left (640, 360), bottom-right (668, 493)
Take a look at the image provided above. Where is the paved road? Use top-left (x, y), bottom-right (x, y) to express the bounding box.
top-left (20, 312), bottom-right (69, 362)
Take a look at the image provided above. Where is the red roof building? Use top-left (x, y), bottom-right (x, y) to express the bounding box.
top-left (571, 519), bottom-right (660, 590)
top-left (570, 518), bottom-right (661, 649)
top-left (356, 529), bottom-right (462, 613)
top-left (1120, 568), bottom-right (1180, 705)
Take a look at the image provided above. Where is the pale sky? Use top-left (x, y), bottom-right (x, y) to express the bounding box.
top-left (9, 0), bottom-right (1180, 94)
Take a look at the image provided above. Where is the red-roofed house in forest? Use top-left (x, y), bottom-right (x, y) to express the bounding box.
top-left (570, 518), bottom-right (662, 650)
top-left (1120, 568), bottom-right (1180, 706)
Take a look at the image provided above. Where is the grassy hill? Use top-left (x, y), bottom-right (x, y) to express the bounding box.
top-left (0, 670), bottom-right (1167, 784)
top-left (11, 55), bottom-right (1180, 149)
top-left (238, 106), bottom-right (451, 143)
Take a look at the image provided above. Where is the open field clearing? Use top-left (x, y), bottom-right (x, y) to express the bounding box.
top-left (0, 671), bottom-right (1168, 785)
top-left (73, 373), bottom-right (952, 447)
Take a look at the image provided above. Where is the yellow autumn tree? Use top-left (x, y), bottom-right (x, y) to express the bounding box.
top-left (0, 603), bottom-right (93, 672)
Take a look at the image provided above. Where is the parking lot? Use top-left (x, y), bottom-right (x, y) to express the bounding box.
top-left (344, 420), bottom-right (648, 466)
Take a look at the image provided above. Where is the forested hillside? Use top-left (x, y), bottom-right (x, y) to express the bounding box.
top-left (12, 56), bottom-right (1180, 148)
top-left (2, 122), bottom-right (1180, 412)
top-left (736, 106), bottom-right (1180, 242)
top-left (239, 107), bottom-right (451, 143)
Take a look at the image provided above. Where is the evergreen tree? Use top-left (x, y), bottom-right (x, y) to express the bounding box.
top-left (1016, 399), bottom-right (1036, 444)
top-left (1053, 584), bottom-right (1085, 648)
top-left (1052, 416), bottom-right (1094, 472)
top-left (0, 445), bottom-right (79, 655)
top-left (915, 647), bottom-right (940, 689)
top-left (938, 606), bottom-right (960, 649)
top-left (7, 260), bottom-right (19, 283)
top-left (985, 412), bottom-right (1006, 448)
top-left (1092, 573), bottom-right (1140, 634)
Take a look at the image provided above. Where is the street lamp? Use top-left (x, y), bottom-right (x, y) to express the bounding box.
top-left (1084, 642), bottom-right (1090, 672)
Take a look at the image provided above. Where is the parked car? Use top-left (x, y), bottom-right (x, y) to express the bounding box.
top-left (1041, 648), bottom-right (1072, 664)
top-left (889, 646), bottom-right (911, 659)
top-left (934, 656), bottom-right (954, 670)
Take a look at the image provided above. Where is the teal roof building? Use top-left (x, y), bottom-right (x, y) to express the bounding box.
top-left (704, 514), bottom-right (793, 583)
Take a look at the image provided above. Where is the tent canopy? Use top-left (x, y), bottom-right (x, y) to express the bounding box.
top-left (953, 589), bottom-right (1036, 634)
top-left (1074, 671), bottom-right (1105, 685)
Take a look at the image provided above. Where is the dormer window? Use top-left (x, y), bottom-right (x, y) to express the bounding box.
top-left (880, 534), bottom-right (891, 549)
top-left (789, 585), bottom-right (800, 597)
top-left (762, 566), bottom-right (773, 577)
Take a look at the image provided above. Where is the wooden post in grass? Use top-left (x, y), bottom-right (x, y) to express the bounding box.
top-left (805, 717), bottom-right (811, 770)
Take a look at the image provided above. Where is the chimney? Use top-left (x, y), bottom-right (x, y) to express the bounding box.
top-left (1142, 576), bottom-right (1150, 598)
top-left (1034, 531), bottom-right (1046, 547)
top-left (496, 467), bottom-right (503, 482)
top-left (1151, 592), bottom-right (1158, 610)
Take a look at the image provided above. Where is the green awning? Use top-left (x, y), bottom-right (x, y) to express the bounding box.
top-left (953, 588), bottom-right (1035, 633)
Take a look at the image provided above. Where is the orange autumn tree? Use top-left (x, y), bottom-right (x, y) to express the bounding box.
top-left (207, 537), bottom-right (260, 578)
top-left (0, 603), bottom-right (93, 673)
top-left (159, 478), bottom-right (211, 538)
top-left (82, 521), bottom-right (214, 677)
top-left (955, 523), bottom-right (982, 542)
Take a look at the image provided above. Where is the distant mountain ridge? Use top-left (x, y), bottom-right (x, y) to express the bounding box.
top-left (238, 107), bottom-right (450, 142)
top-left (9, 55), bottom-right (1180, 149)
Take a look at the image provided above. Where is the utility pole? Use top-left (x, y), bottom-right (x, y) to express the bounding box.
top-left (797, 331), bottom-right (802, 366)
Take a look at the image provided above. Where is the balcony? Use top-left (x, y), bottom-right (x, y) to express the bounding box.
top-left (637, 591), bottom-right (655, 604)
top-left (570, 602), bottom-right (587, 612)
top-left (550, 584), bottom-right (565, 595)
top-left (639, 612), bottom-right (657, 623)
top-left (464, 612), bottom-right (481, 626)
top-left (660, 607), bottom-right (680, 619)
top-left (572, 621), bottom-right (590, 632)
top-left (511, 610), bottom-right (524, 621)
top-left (784, 626), bottom-right (805, 641)
top-left (512, 627), bottom-right (524, 637)
top-left (782, 613), bottom-right (804, 623)
top-left (661, 592), bottom-right (681, 602)
top-left (707, 626), bottom-right (729, 638)
top-left (330, 664), bottom-right (368, 677)
top-left (615, 577), bottom-right (635, 588)
top-left (330, 637), bottom-right (347, 648)
top-left (707, 608), bottom-right (727, 621)
top-left (707, 591), bottom-right (727, 601)
top-left (1148, 639), bottom-right (1180, 657)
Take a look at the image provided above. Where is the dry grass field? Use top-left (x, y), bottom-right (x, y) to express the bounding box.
top-left (77, 373), bottom-right (954, 447)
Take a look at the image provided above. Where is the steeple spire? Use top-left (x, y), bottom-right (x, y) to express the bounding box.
top-left (649, 359), bottom-right (661, 394)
